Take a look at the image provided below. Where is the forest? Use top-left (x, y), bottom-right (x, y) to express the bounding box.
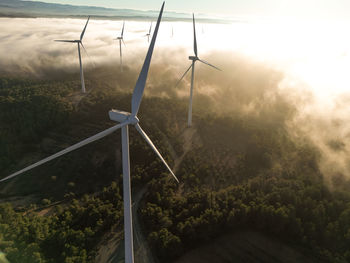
top-left (0, 76), bottom-right (350, 263)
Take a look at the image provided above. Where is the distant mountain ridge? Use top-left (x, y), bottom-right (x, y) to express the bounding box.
top-left (0, 0), bottom-right (228, 22)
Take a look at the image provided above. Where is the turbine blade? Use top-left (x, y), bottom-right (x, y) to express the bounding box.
top-left (80, 16), bottom-right (90, 41)
top-left (193, 14), bottom-right (198, 57)
top-left (121, 21), bottom-right (125, 37)
top-left (135, 124), bottom-right (179, 183)
top-left (131, 2), bottom-right (164, 116)
top-left (54, 40), bottom-right (77, 43)
top-left (198, 59), bottom-right (222, 71)
top-left (122, 39), bottom-right (126, 47)
top-left (0, 123), bottom-right (126, 183)
top-left (175, 64), bottom-right (192, 87)
top-left (81, 42), bottom-right (96, 67)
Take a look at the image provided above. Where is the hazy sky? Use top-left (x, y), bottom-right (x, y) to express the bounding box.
top-left (27, 0), bottom-right (350, 19)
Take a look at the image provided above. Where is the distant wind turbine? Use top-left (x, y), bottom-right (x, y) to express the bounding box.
top-left (145, 21), bottom-right (152, 43)
top-left (2, 3), bottom-right (176, 263)
top-left (55, 16), bottom-right (91, 93)
top-left (114, 21), bottom-right (126, 72)
top-left (176, 14), bottom-right (221, 127)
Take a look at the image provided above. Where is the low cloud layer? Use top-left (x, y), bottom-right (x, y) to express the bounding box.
top-left (1, 17), bottom-right (350, 188)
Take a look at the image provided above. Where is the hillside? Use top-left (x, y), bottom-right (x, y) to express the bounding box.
top-left (175, 231), bottom-right (320, 263)
top-left (0, 0), bottom-right (225, 22)
top-left (0, 75), bottom-right (350, 262)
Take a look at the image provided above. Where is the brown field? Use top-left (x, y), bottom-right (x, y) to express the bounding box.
top-left (175, 231), bottom-right (321, 263)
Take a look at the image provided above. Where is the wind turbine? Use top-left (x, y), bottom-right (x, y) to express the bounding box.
top-left (55, 16), bottom-right (91, 93)
top-left (1, 3), bottom-right (175, 263)
top-left (114, 21), bottom-right (126, 72)
top-left (145, 21), bottom-right (152, 43)
top-left (176, 14), bottom-right (221, 127)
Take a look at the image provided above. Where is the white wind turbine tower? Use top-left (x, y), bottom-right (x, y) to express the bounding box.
top-left (145, 21), bottom-right (152, 42)
top-left (114, 21), bottom-right (126, 72)
top-left (55, 16), bottom-right (91, 93)
top-left (1, 3), bottom-right (176, 263)
top-left (176, 14), bottom-right (221, 127)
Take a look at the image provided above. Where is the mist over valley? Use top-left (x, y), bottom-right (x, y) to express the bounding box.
top-left (0, 3), bottom-right (350, 262)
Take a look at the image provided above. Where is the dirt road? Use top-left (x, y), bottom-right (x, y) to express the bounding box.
top-left (97, 126), bottom-right (197, 262)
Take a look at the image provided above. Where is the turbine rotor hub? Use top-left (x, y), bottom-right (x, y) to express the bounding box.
top-left (189, 56), bottom-right (198, 61)
top-left (128, 115), bottom-right (139, 125)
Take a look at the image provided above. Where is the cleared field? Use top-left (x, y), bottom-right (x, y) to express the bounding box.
top-left (175, 231), bottom-right (321, 263)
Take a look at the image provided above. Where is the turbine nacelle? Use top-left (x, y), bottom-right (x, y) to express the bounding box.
top-left (189, 55), bottom-right (198, 61)
top-left (109, 110), bottom-right (139, 125)
top-left (54, 40), bottom-right (80, 43)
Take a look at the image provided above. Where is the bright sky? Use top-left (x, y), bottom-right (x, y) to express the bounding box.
top-left (27, 0), bottom-right (350, 19)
